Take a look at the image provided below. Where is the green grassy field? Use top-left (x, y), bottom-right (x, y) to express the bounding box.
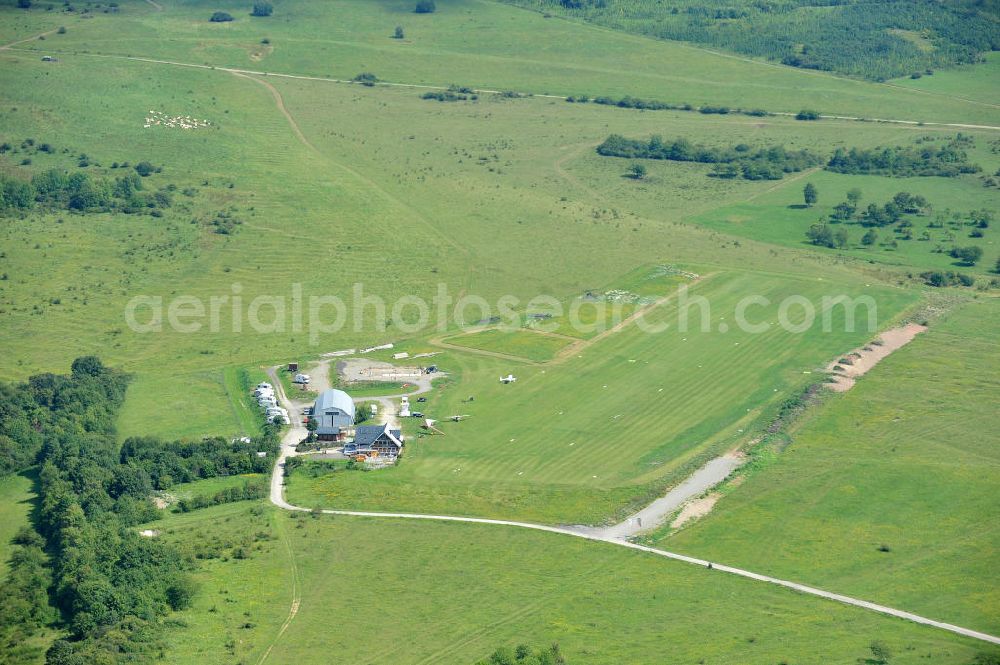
top-left (0, 469), bottom-right (36, 577)
top-left (688, 168), bottom-right (1000, 276)
top-left (655, 298), bottom-right (1000, 635)
top-left (441, 328), bottom-right (573, 361)
top-left (2, 38), bottom-right (976, 440)
top-left (151, 503), bottom-right (991, 665)
top-left (339, 380), bottom-right (420, 398)
top-left (892, 52), bottom-right (1000, 107)
top-left (0, 0), bottom-right (998, 661)
top-left (166, 473), bottom-right (265, 502)
top-left (10, 0), bottom-right (1000, 125)
top-left (288, 271), bottom-right (917, 524)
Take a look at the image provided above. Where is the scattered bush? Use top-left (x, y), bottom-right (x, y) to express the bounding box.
top-left (352, 72), bottom-right (378, 86)
top-left (210, 11), bottom-right (234, 22)
top-left (415, 0), bottom-right (435, 13)
top-left (920, 270), bottom-right (974, 287)
top-left (950, 245), bottom-right (983, 266)
top-left (251, 1), bottom-right (272, 17)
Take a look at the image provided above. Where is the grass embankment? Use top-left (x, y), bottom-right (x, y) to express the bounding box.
top-left (659, 298), bottom-right (1000, 635)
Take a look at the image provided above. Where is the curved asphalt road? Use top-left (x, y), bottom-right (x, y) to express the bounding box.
top-left (267, 368), bottom-right (1000, 647)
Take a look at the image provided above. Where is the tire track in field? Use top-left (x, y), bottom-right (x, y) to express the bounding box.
top-left (255, 512), bottom-right (301, 665)
top-left (228, 70), bottom-right (474, 262)
top-left (552, 141), bottom-right (601, 200)
top-left (744, 166), bottom-right (822, 202)
top-left (0, 28), bottom-right (60, 50)
top-left (409, 598), bottom-right (548, 665)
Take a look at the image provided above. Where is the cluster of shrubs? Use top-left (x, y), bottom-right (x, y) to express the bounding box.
top-left (0, 163), bottom-right (171, 216)
top-left (352, 72), bottom-right (378, 86)
top-left (475, 643), bottom-right (568, 665)
top-left (421, 85), bottom-right (478, 102)
top-left (566, 94), bottom-right (768, 118)
top-left (206, 208), bottom-right (243, 235)
top-left (920, 271), bottom-right (975, 287)
top-left (597, 134), bottom-right (820, 181)
top-left (826, 136), bottom-right (981, 177)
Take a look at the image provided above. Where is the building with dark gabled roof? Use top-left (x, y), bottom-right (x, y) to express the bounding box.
top-left (345, 423), bottom-right (404, 458)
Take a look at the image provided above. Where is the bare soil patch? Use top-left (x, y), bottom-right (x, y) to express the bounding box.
top-left (825, 323), bottom-right (927, 391)
top-left (671, 492), bottom-right (721, 529)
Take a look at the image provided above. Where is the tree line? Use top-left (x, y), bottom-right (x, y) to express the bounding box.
top-left (826, 137), bottom-right (980, 178)
top-left (598, 134), bottom-right (982, 182)
top-left (504, 0), bottom-right (1000, 80)
top-left (119, 433), bottom-right (279, 490)
top-left (596, 134), bottom-right (821, 181)
top-left (567, 93), bottom-right (768, 118)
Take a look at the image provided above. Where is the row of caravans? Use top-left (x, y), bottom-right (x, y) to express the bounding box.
top-left (254, 382), bottom-right (291, 425)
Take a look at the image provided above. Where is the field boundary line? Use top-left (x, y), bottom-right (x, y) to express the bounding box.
top-left (0, 29), bottom-right (60, 50)
top-left (228, 70), bottom-right (473, 261)
top-left (426, 273), bottom-right (712, 364)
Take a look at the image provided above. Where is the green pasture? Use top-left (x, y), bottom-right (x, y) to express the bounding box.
top-left (0, 47), bottom-right (959, 441)
top-left (165, 473), bottom-right (264, 502)
top-left (658, 298), bottom-right (1000, 635)
top-left (0, 0), bottom-right (997, 661)
top-left (152, 503), bottom-right (991, 665)
top-left (338, 380), bottom-right (419, 398)
top-left (537, 265), bottom-right (694, 339)
top-left (0, 469), bottom-right (36, 577)
top-left (891, 52), bottom-right (1000, 107)
top-left (11, 0), bottom-right (1000, 125)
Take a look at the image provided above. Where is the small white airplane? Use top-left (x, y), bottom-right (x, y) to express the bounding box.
top-left (449, 414), bottom-right (472, 422)
top-left (500, 374), bottom-right (517, 384)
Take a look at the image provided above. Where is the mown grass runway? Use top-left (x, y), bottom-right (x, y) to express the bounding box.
top-left (288, 271), bottom-right (916, 523)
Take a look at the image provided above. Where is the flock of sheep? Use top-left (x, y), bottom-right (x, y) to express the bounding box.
top-left (143, 110), bottom-right (211, 130)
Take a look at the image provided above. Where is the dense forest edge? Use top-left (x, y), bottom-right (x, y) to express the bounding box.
top-left (0, 358), bottom-right (279, 664)
top-left (501, 0), bottom-right (1000, 81)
